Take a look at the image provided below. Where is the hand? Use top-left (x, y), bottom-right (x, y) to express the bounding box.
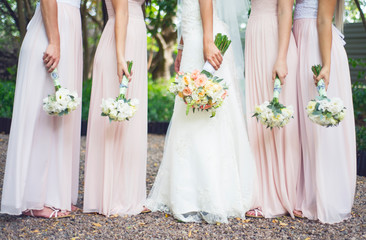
top-left (272, 59), bottom-right (288, 85)
top-left (43, 43), bottom-right (60, 73)
top-left (203, 40), bottom-right (223, 70)
top-left (175, 49), bottom-right (183, 73)
top-left (313, 65), bottom-right (330, 90)
top-left (117, 58), bottom-right (132, 83)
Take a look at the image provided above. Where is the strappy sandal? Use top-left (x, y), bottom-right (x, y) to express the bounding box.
top-left (245, 208), bottom-right (264, 218)
top-left (23, 207), bottom-right (71, 219)
top-left (293, 210), bottom-right (304, 219)
top-left (141, 207), bottom-right (151, 214)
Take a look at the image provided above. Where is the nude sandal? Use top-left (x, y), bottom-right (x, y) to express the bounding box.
top-left (245, 208), bottom-right (264, 218)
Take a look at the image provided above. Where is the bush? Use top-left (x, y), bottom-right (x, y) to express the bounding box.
top-left (148, 78), bottom-right (175, 122)
top-left (82, 79), bottom-right (92, 121)
top-left (0, 81), bottom-right (15, 118)
top-left (352, 82), bottom-right (366, 125)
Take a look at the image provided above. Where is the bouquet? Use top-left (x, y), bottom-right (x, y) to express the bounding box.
top-left (43, 69), bottom-right (81, 116)
top-left (306, 64), bottom-right (346, 127)
top-left (169, 33), bottom-right (231, 118)
top-left (252, 77), bottom-right (294, 129)
top-left (101, 61), bottom-right (139, 122)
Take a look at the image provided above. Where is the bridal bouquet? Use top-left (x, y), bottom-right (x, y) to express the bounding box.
top-left (43, 69), bottom-right (81, 116)
top-left (252, 77), bottom-right (294, 129)
top-left (306, 64), bottom-right (346, 127)
top-left (169, 33), bottom-right (231, 117)
top-left (101, 61), bottom-right (139, 122)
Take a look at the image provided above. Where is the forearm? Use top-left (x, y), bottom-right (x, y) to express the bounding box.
top-left (40, 0), bottom-right (59, 45)
top-left (317, 0), bottom-right (337, 68)
top-left (113, 0), bottom-right (129, 64)
top-left (276, 0), bottom-right (293, 61)
top-left (199, 0), bottom-right (214, 44)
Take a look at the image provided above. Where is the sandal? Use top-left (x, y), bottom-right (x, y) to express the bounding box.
top-left (245, 208), bottom-right (264, 218)
top-left (293, 210), bottom-right (304, 219)
top-left (141, 207), bottom-right (151, 214)
top-left (23, 207), bottom-right (71, 219)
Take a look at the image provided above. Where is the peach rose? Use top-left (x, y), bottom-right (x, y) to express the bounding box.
top-left (195, 74), bottom-right (208, 87)
top-left (182, 87), bottom-right (192, 96)
top-left (191, 70), bottom-right (200, 80)
top-left (222, 90), bottom-right (228, 99)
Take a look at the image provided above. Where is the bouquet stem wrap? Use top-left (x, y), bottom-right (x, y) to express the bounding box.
top-left (311, 64), bottom-right (327, 98)
top-left (273, 78), bottom-right (282, 102)
top-left (51, 68), bottom-right (61, 91)
top-left (118, 61), bottom-right (133, 99)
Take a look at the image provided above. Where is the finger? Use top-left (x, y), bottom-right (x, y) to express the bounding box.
top-left (217, 53), bottom-right (223, 64)
top-left (208, 59), bottom-right (218, 70)
top-left (46, 58), bottom-right (55, 68)
top-left (212, 57), bottom-right (221, 70)
top-left (43, 53), bottom-right (49, 61)
top-left (49, 60), bottom-right (58, 73)
top-left (272, 71), bottom-right (276, 81)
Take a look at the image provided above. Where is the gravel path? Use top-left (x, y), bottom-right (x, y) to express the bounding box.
top-left (0, 133), bottom-right (365, 239)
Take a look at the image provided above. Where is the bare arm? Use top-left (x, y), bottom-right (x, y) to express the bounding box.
top-left (315, 0), bottom-right (337, 89)
top-left (40, 0), bottom-right (60, 73)
top-left (199, 0), bottom-right (222, 70)
top-left (112, 0), bottom-right (131, 83)
top-left (272, 0), bottom-right (294, 84)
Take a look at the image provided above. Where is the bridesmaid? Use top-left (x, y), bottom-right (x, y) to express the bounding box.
top-left (245, 0), bottom-right (301, 218)
top-left (83, 0), bottom-right (148, 216)
top-left (1, 0), bottom-right (82, 218)
top-left (293, 0), bottom-right (356, 223)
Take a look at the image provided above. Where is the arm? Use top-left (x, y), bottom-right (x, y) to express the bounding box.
top-left (175, 38), bottom-right (184, 73)
top-left (315, 0), bottom-right (337, 89)
top-left (199, 0), bottom-right (222, 70)
top-left (112, 0), bottom-right (131, 83)
top-left (41, 0), bottom-right (60, 73)
top-left (272, 0), bottom-right (294, 85)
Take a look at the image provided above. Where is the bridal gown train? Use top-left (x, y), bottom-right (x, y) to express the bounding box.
top-left (146, 0), bottom-right (256, 224)
top-left (1, 0), bottom-right (82, 215)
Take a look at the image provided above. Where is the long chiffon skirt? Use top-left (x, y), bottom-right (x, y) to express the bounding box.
top-left (293, 19), bottom-right (356, 224)
top-left (1, 3), bottom-right (82, 215)
top-left (83, 15), bottom-right (147, 216)
top-left (245, 14), bottom-right (301, 218)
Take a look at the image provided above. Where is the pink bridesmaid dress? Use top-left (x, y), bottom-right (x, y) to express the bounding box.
top-left (1, 0), bottom-right (82, 215)
top-left (293, 0), bottom-right (356, 224)
top-left (245, 0), bottom-right (301, 218)
top-left (83, 0), bottom-right (147, 216)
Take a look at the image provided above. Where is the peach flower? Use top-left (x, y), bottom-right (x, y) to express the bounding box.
top-left (222, 90), bottom-right (228, 99)
top-left (191, 70), bottom-right (200, 80)
top-left (183, 75), bottom-right (191, 85)
top-left (183, 87), bottom-right (192, 96)
top-left (194, 75), bottom-right (208, 87)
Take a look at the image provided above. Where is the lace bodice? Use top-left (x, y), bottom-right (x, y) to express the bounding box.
top-left (294, 0), bottom-right (318, 20)
top-left (105, 0), bottom-right (144, 19)
top-left (250, 0), bottom-right (277, 17)
top-left (180, 0), bottom-right (218, 34)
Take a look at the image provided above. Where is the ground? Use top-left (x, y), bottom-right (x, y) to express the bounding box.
top-left (0, 134), bottom-right (365, 239)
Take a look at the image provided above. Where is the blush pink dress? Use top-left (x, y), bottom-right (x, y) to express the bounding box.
top-left (245, 0), bottom-right (301, 218)
top-left (83, 0), bottom-right (147, 216)
top-left (1, 0), bottom-right (82, 215)
top-left (293, 0), bottom-right (356, 224)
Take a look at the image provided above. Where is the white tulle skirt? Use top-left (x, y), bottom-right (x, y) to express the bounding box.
top-left (1, 3), bottom-right (82, 215)
top-left (145, 20), bottom-right (256, 224)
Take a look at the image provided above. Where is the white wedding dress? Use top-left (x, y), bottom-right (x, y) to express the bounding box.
top-left (145, 0), bottom-right (256, 224)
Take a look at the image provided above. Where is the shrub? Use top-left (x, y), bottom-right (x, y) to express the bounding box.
top-left (82, 79), bottom-right (92, 121)
top-left (148, 78), bottom-right (175, 122)
top-left (0, 81), bottom-right (15, 118)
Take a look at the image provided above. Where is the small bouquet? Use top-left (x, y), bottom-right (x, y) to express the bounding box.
top-left (306, 64), bottom-right (346, 127)
top-left (43, 69), bottom-right (81, 116)
top-left (169, 33), bottom-right (231, 117)
top-left (252, 77), bottom-right (294, 129)
top-left (101, 61), bottom-right (139, 122)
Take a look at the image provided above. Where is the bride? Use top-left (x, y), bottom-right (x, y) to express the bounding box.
top-left (145, 0), bottom-right (256, 223)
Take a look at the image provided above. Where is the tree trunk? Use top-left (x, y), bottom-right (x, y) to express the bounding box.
top-left (151, 32), bottom-right (175, 80)
top-left (16, 0), bottom-right (27, 41)
top-left (354, 0), bottom-right (366, 32)
top-left (81, 1), bottom-right (89, 81)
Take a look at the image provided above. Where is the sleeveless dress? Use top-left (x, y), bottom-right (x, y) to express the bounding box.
top-left (83, 0), bottom-right (147, 216)
top-left (245, 0), bottom-right (301, 218)
top-left (293, 0), bottom-right (356, 224)
top-left (145, 0), bottom-right (256, 224)
top-left (1, 0), bottom-right (82, 215)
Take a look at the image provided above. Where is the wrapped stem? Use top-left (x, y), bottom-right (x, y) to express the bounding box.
top-left (311, 64), bottom-right (327, 97)
top-left (273, 77), bottom-right (282, 101)
top-left (118, 61), bottom-right (133, 99)
top-left (50, 68), bottom-right (61, 91)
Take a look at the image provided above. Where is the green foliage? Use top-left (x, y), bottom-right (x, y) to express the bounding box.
top-left (82, 79), bottom-right (92, 121)
top-left (352, 81), bottom-right (366, 123)
top-left (148, 78), bottom-right (175, 122)
top-left (356, 126), bottom-right (366, 151)
top-left (0, 81), bottom-right (15, 118)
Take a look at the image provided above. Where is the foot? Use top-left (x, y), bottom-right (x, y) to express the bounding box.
top-left (293, 210), bottom-right (304, 218)
top-left (141, 207), bottom-right (151, 214)
top-left (23, 207), bottom-right (70, 218)
top-left (71, 205), bottom-right (80, 212)
top-left (245, 208), bottom-right (264, 218)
